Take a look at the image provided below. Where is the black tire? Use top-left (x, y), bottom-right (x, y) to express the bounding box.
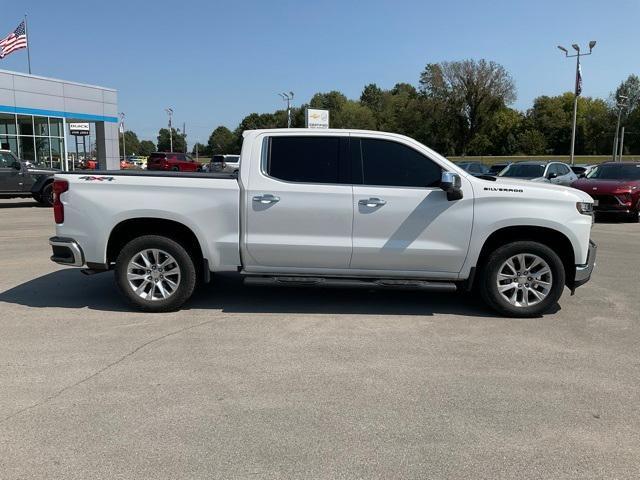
top-left (114, 235), bottom-right (196, 312)
top-left (37, 182), bottom-right (54, 207)
top-left (479, 241), bottom-right (565, 318)
top-left (626, 211), bottom-right (639, 223)
top-left (172, 166), bottom-right (180, 172)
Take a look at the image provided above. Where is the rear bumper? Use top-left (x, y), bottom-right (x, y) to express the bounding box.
top-left (573, 240), bottom-right (597, 290)
top-left (49, 236), bottom-right (84, 267)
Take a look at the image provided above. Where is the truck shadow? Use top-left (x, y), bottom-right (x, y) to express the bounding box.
top-left (0, 200), bottom-right (45, 209)
top-left (0, 270), bottom-right (511, 318)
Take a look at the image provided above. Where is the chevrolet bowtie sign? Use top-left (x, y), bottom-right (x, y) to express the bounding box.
top-left (305, 108), bottom-right (329, 129)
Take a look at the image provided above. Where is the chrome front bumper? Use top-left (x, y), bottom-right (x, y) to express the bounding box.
top-left (573, 240), bottom-right (597, 290)
top-left (49, 236), bottom-right (85, 267)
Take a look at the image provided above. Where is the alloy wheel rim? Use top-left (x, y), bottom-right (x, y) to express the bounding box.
top-left (496, 253), bottom-right (553, 308)
top-left (126, 249), bottom-right (181, 301)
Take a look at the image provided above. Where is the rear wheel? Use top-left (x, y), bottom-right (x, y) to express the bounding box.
top-left (171, 166), bottom-right (180, 172)
top-left (479, 241), bottom-right (565, 317)
top-left (115, 235), bottom-right (196, 312)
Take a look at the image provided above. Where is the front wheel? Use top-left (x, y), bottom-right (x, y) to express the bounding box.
top-left (479, 241), bottom-right (565, 318)
top-left (114, 235), bottom-right (197, 312)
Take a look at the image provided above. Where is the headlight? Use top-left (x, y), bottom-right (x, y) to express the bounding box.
top-left (576, 202), bottom-right (594, 215)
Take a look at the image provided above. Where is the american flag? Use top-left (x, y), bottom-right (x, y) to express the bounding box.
top-left (575, 61), bottom-right (583, 96)
top-left (0, 21), bottom-right (28, 59)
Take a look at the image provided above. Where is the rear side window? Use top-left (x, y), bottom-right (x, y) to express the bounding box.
top-left (354, 138), bottom-right (442, 188)
top-left (267, 136), bottom-right (345, 184)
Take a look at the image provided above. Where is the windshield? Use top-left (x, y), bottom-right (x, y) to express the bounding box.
top-left (586, 164), bottom-right (640, 180)
top-left (499, 164), bottom-right (545, 178)
top-left (488, 164), bottom-right (507, 174)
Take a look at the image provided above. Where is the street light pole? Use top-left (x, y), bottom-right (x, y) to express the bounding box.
top-left (557, 41), bottom-right (596, 165)
top-left (165, 108), bottom-right (174, 152)
top-left (278, 92), bottom-right (294, 128)
top-left (612, 95), bottom-right (627, 162)
top-left (119, 112), bottom-right (126, 161)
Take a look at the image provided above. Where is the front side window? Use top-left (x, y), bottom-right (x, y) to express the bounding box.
top-left (355, 138), bottom-right (441, 187)
top-left (267, 136), bottom-right (343, 184)
top-left (0, 151), bottom-right (17, 167)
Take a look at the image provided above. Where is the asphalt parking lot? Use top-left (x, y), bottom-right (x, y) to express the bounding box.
top-left (0, 198), bottom-right (639, 479)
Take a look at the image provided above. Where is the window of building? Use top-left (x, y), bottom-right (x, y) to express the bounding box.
top-left (18, 136), bottom-right (35, 161)
top-left (355, 137), bottom-right (442, 188)
top-left (0, 113), bottom-right (16, 135)
top-left (34, 116), bottom-right (49, 136)
top-left (17, 115), bottom-right (34, 136)
top-left (49, 118), bottom-right (62, 137)
top-left (267, 136), bottom-right (343, 184)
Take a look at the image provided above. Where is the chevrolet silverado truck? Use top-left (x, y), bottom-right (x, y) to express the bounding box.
top-left (48, 129), bottom-right (597, 317)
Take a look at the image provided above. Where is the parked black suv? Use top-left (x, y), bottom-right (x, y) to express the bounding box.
top-left (0, 150), bottom-right (57, 206)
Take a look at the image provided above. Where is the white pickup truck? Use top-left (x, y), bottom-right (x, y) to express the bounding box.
top-left (49, 129), bottom-right (596, 317)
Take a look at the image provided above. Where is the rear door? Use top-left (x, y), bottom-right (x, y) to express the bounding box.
top-left (350, 135), bottom-right (473, 274)
top-left (243, 133), bottom-right (353, 270)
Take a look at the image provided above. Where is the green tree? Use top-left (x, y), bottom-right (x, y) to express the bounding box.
top-left (333, 101), bottom-right (376, 129)
top-left (157, 128), bottom-right (186, 153)
top-left (419, 59), bottom-right (516, 154)
top-left (192, 142), bottom-right (208, 156)
top-left (360, 83), bottom-right (384, 121)
top-left (207, 126), bottom-right (238, 155)
top-left (138, 140), bottom-right (156, 156)
top-left (120, 130), bottom-right (140, 156)
top-left (517, 129), bottom-right (547, 154)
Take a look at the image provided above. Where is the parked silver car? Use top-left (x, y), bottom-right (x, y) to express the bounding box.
top-left (498, 161), bottom-right (578, 186)
top-left (208, 154), bottom-right (240, 174)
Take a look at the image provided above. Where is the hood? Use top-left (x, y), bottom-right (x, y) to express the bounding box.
top-left (23, 161), bottom-right (58, 175)
top-left (487, 176), bottom-right (593, 202)
top-left (571, 178), bottom-right (640, 194)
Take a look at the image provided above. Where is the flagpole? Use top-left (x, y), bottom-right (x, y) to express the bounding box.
top-left (24, 14), bottom-right (32, 74)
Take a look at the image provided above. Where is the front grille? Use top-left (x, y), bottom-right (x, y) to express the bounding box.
top-left (591, 194), bottom-right (619, 206)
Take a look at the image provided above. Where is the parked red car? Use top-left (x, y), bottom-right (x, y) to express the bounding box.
top-left (146, 152), bottom-right (202, 172)
top-left (571, 162), bottom-right (640, 222)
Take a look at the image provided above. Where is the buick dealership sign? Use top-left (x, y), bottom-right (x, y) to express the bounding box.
top-left (69, 123), bottom-right (90, 136)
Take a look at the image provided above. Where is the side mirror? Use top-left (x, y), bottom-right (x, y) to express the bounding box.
top-left (440, 171), bottom-right (463, 201)
top-left (12, 161), bottom-right (22, 170)
top-left (547, 172), bottom-right (558, 179)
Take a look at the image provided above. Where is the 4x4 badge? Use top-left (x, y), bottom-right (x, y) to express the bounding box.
top-left (78, 176), bottom-right (114, 182)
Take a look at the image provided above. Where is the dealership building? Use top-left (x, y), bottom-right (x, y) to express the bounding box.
top-left (0, 69), bottom-right (119, 170)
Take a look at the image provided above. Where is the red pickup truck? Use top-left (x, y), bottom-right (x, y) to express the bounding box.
top-left (147, 152), bottom-right (202, 172)
top-left (571, 162), bottom-right (640, 222)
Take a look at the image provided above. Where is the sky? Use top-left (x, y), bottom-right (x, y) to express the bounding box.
top-left (3, 0), bottom-right (639, 145)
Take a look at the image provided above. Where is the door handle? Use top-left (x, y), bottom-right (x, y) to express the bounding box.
top-left (358, 197), bottom-right (386, 207)
top-left (253, 194), bottom-right (280, 204)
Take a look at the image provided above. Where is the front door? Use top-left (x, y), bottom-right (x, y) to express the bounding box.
top-left (0, 151), bottom-right (24, 193)
top-left (350, 136), bottom-right (473, 274)
top-left (244, 134), bottom-right (353, 271)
